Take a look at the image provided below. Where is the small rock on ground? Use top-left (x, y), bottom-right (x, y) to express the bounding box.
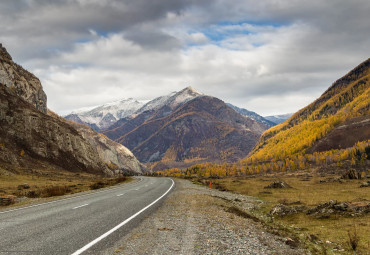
top-left (108, 179), bottom-right (306, 255)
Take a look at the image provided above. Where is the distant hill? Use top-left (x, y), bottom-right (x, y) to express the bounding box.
top-left (103, 87), bottom-right (268, 170)
top-left (264, 113), bottom-right (293, 125)
top-left (249, 58), bottom-right (370, 162)
top-left (226, 104), bottom-right (276, 127)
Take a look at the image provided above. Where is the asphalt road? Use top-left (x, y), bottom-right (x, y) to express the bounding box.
top-left (0, 177), bottom-right (174, 255)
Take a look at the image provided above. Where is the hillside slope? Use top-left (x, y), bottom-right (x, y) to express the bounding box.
top-left (0, 43), bottom-right (146, 175)
top-left (249, 58), bottom-right (370, 162)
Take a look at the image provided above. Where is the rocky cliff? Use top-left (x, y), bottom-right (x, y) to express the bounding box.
top-left (0, 43), bottom-right (47, 114)
top-left (62, 116), bottom-right (147, 174)
top-left (0, 44), bottom-right (146, 175)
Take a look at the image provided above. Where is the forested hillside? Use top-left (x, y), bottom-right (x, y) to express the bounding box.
top-left (158, 59), bottom-right (370, 177)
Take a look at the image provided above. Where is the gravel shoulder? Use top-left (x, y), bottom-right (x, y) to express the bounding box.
top-left (109, 178), bottom-right (306, 255)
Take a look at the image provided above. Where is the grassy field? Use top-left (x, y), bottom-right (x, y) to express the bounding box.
top-left (0, 167), bottom-right (132, 208)
top-left (198, 172), bottom-right (370, 254)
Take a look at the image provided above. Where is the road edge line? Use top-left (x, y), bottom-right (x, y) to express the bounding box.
top-left (71, 178), bottom-right (175, 255)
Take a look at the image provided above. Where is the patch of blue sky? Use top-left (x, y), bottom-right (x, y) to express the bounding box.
top-left (202, 20), bottom-right (284, 43)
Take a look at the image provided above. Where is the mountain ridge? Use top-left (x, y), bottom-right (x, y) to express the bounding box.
top-left (103, 93), bottom-right (268, 170)
top-left (65, 86), bottom-right (203, 131)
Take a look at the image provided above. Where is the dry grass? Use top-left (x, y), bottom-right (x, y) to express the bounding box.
top-left (0, 168), bottom-right (131, 207)
top-left (201, 173), bottom-right (370, 254)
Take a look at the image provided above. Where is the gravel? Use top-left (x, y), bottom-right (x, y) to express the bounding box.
top-left (108, 178), bottom-right (306, 255)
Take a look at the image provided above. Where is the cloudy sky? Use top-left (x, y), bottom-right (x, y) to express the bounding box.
top-left (1, 0), bottom-right (369, 116)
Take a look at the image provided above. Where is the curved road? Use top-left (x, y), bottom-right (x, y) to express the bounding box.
top-left (0, 177), bottom-right (174, 254)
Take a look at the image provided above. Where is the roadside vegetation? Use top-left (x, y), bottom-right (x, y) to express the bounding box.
top-left (0, 167), bottom-right (131, 208)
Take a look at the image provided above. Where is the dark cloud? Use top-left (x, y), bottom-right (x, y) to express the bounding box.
top-left (0, 0), bottom-right (369, 115)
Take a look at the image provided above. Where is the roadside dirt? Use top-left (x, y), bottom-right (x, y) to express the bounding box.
top-left (109, 178), bottom-right (306, 255)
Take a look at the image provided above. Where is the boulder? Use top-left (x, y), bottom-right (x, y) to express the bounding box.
top-left (360, 181), bottom-right (370, 188)
top-left (341, 169), bottom-right (361, 179)
top-left (264, 181), bottom-right (292, 189)
top-left (17, 184), bottom-right (30, 190)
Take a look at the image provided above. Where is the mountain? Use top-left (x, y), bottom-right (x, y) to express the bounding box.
top-left (227, 103), bottom-right (275, 127)
top-left (65, 86), bottom-right (203, 132)
top-left (65, 98), bottom-right (144, 131)
top-left (103, 87), bottom-right (268, 170)
top-left (264, 113), bottom-right (293, 125)
top-left (249, 58), bottom-right (370, 162)
top-left (0, 43), bottom-right (146, 175)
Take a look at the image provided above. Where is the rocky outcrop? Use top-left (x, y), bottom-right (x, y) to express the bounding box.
top-left (65, 119), bottom-right (147, 174)
top-left (0, 43), bottom-right (146, 176)
top-left (0, 85), bottom-right (111, 174)
top-left (307, 200), bottom-right (370, 217)
top-left (0, 43), bottom-right (47, 114)
top-left (269, 204), bottom-right (307, 216)
top-left (264, 181), bottom-right (292, 189)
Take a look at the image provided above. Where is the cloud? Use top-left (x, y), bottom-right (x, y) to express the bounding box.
top-left (0, 0), bottom-right (369, 116)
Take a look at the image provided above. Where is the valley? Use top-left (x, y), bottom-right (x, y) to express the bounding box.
top-left (0, 1), bottom-right (369, 253)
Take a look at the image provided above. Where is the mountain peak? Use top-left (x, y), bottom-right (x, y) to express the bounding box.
top-left (181, 86), bottom-right (202, 95)
top-left (0, 43), bottom-right (12, 61)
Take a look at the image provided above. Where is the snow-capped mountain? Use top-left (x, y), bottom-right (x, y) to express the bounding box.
top-left (65, 98), bottom-right (144, 130)
top-left (65, 86), bottom-right (203, 131)
top-left (137, 86), bottom-right (203, 114)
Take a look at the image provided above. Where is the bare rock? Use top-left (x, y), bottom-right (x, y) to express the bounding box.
top-left (341, 169), bottom-right (361, 179)
top-left (307, 200), bottom-right (370, 217)
top-left (360, 181), bottom-right (370, 188)
top-left (264, 181), bottom-right (292, 189)
top-left (17, 184), bottom-right (30, 190)
top-left (0, 43), bottom-right (47, 114)
top-left (0, 44), bottom-right (146, 176)
top-left (269, 204), bottom-right (307, 216)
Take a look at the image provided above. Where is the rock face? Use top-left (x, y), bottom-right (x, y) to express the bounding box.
top-left (65, 119), bottom-right (147, 174)
top-left (0, 43), bottom-right (47, 114)
top-left (0, 85), bottom-right (109, 174)
top-left (0, 43), bottom-right (146, 175)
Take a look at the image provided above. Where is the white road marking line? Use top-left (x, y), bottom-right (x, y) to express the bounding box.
top-left (0, 177), bottom-right (144, 215)
top-left (73, 204), bottom-right (89, 210)
top-left (71, 178), bottom-right (175, 255)
top-left (116, 193), bottom-right (125, 197)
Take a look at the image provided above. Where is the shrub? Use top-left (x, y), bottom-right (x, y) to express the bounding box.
top-left (348, 226), bottom-right (360, 253)
top-left (90, 181), bottom-right (105, 190)
top-left (115, 176), bottom-right (127, 184)
top-left (41, 186), bottom-right (70, 197)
